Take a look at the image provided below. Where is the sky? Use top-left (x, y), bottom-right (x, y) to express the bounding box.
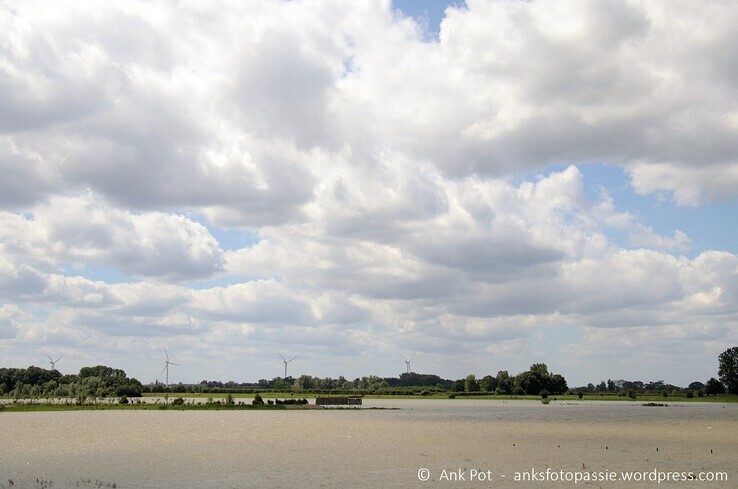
top-left (1, 0), bottom-right (737, 387)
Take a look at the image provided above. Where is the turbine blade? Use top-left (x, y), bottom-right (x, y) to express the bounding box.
top-left (161, 365), bottom-right (167, 374)
top-left (409, 353), bottom-right (416, 362)
top-left (55, 355), bottom-right (63, 362)
top-left (288, 356), bottom-right (297, 363)
top-left (400, 354), bottom-right (408, 362)
top-left (169, 362), bottom-right (181, 366)
top-left (164, 347), bottom-right (169, 361)
top-left (277, 351), bottom-right (286, 361)
top-left (45, 353), bottom-right (53, 361)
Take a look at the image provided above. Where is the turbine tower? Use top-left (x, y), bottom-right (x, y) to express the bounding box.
top-left (45, 353), bottom-right (63, 370)
top-left (161, 347), bottom-right (180, 387)
top-left (278, 352), bottom-right (296, 378)
top-left (401, 353), bottom-right (415, 374)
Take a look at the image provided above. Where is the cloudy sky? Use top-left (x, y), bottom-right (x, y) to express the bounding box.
top-left (1, 0), bottom-right (737, 386)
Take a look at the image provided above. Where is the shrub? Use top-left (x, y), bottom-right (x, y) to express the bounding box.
top-left (577, 391), bottom-right (584, 399)
top-left (662, 391), bottom-right (669, 398)
top-left (627, 389), bottom-right (637, 400)
top-left (267, 399), bottom-right (274, 405)
top-left (494, 387), bottom-right (503, 395)
top-left (541, 397), bottom-right (550, 404)
top-left (172, 397), bottom-right (185, 405)
top-left (539, 389), bottom-right (550, 399)
top-left (118, 396), bottom-right (129, 405)
top-left (448, 393), bottom-right (456, 399)
top-left (226, 394), bottom-right (235, 406)
top-left (686, 391), bottom-right (694, 398)
top-left (513, 387), bottom-right (524, 396)
top-left (697, 390), bottom-right (704, 398)
top-left (252, 394), bottom-right (264, 405)
top-left (705, 377), bottom-right (725, 396)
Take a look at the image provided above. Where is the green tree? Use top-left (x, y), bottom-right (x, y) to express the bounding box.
top-left (496, 371), bottom-right (512, 394)
top-left (272, 379), bottom-right (292, 391)
top-left (479, 375), bottom-right (497, 392)
top-left (293, 375), bottom-right (314, 391)
top-left (529, 363), bottom-right (549, 378)
top-left (705, 377), bottom-right (725, 396)
top-left (718, 347), bottom-right (738, 395)
top-left (515, 371), bottom-right (542, 395)
top-left (464, 374), bottom-right (479, 392)
top-left (451, 380), bottom-right (464, 392)
top-left (546, 374), bottom-right (568, 394)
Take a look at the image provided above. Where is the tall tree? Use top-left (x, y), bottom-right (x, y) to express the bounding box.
top-left (718, 347), bottom-right (738, 394)
top-left (479, 375), bottom-right (497, 392)
top-left (529, 363), bottom-right (549, 378)
top-left (464, 374), bottom-right (479, 392)
top-left (705, 377), bottom-right (725, 396)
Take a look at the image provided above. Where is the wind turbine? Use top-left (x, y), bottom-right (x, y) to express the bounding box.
top-left (161, 347), bottom-right (180, 387)
top-left (277, 352), bottom-right (296, 378)
top-left (401, 353), bottom-right (415, 374)
top-left (45, 353), bottom-right (63, 370)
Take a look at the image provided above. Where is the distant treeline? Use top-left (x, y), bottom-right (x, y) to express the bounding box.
top-left (146, 363), bottom-right (569, 396)
top-left (0, 365), bottom-right (143, 399)
top-left (3, 347), bottom-right (737, 399)
top-left (573, 347), bottom-right (738, 398)
top-left (572, 378), bottom-right (726, 398)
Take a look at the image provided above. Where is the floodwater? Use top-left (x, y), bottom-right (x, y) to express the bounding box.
top-left (1, 399), bottom-right (736, 488)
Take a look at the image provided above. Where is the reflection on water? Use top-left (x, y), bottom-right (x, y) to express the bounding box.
top-left (1, 399), bottom-right (736, 488)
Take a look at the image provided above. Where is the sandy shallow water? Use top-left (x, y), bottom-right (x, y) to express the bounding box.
top-left (1, 399), bottom-right (736, 488)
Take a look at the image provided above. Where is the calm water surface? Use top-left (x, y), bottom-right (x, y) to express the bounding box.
top-left (1, 399), bottom-right (736, 488)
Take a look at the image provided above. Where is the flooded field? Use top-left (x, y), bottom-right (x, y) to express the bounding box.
top-left (1, 399), bottom-right (736, 488)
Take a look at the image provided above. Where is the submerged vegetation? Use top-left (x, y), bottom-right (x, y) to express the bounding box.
top-left (0, 400), bottom-right (290, 412)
